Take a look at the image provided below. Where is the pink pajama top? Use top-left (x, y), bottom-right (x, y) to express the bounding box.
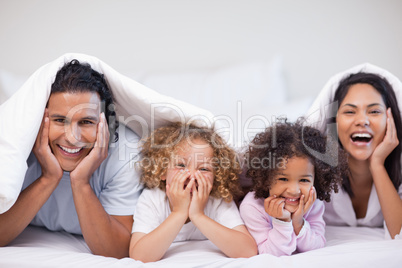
top-left (239, 191), bottom-right (326, 256)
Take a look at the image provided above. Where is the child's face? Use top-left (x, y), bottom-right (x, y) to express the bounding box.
top-left (269, 157), bottom-right (314, 213)
top-left (163, 138), bottom-right (214, 190)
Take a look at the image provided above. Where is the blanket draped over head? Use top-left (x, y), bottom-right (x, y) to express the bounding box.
top-left (305, 63), bottom-right (402, 132)
top-left (0, 53), bottom-right (217, 213)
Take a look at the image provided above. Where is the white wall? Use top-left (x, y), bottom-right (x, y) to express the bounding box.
top-left (0, 0), bottom-right (401, 99)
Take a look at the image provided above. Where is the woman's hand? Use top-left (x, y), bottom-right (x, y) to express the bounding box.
top-left (189, 171), bottom-right (212, 221)
top-left (33, 109), bottom-right (63, 181)
top-left (292, 186), bottom-right (316, 234)
top-left (70, 113), bottom-right (109, 184)
top-left (370, 108), bottom-right (399, 168)
top-left (264, 195), bottom-right (291, 222)
top-left (166, 169), bottom-right (194, 217)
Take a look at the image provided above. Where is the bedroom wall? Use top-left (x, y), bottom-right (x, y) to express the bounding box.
top-left (0, 0), bottom-right (401, 100)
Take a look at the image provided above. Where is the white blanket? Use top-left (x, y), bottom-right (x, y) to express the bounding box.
top-left (305, 63), bottom-right (402, 130)
top-left (0, 53), bottom-right (217, 213)
top-left (1, 225), bottom-right (401, 268)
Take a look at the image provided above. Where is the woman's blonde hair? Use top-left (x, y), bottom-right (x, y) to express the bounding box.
top-left (138, 122), bottom-right (242, 202)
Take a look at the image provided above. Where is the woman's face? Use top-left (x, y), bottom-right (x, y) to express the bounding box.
top-left (47, 91), bottom-right (101, 171)
top-left (336, 83), bottom-right (387, 161)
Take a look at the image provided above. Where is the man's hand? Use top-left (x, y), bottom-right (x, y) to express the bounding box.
top-left (33, 109), bottom-right (63, 181)
top-left (70, 113), bottom-right (109, 184)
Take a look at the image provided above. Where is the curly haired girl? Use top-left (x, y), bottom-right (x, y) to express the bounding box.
top-left (239, 119), bottom-right (348, 256)
top-left (129, 122), bottom-right (257, 262)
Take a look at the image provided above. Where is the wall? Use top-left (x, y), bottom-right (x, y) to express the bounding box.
top-left (0, 0), bottom-right (401, 99)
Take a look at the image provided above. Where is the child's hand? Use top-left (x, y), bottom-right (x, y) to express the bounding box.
top-left (189, 171), bottom-right (212, 222)
top-left (166, 169), bottom-right (195, 217)
top-left (264, 195), bottom-right (291, 222)
top-left (292, 186), bottom-right (316, 234)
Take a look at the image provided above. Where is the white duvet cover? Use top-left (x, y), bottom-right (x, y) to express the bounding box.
top-left (1, 225), bottom-right (401, 268)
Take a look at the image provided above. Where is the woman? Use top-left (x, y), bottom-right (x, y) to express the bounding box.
top-left (0, 60), bottom-right (143, 257)
top-left (307, 65), bottom-right (402, 239)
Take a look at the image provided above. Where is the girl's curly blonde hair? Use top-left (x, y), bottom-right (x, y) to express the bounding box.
top-left (139, 122), bottom-right (242, 202)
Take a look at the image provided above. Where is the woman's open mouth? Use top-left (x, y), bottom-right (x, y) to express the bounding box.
top-left (350, 132), bottom-right (373, 145)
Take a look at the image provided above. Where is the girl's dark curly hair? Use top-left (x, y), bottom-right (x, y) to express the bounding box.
top-left (245, 118), bottom-right (348, 202)
top-left (139, 122), bottom-right (242, 202)
top-left (50, 59), bottom-right (118, 141)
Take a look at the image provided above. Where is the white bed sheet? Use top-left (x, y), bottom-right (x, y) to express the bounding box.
top-left (1, 225), bottom-right (401, 268)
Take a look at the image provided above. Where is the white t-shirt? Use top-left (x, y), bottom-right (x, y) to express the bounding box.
top-left (132, 188), bottom-right (244, 242)
top-left (22, 124), bottom-right (143, 235)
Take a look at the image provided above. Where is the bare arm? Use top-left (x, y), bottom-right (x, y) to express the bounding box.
top-left (0, 112), bottom-right (62, 246)
top-left (70, 182), bottom-right (133, 258)
top-left (129, 170), bottom-right (194, 262)
top-left (192, 215), bottom-right (257, 258)
top-left (129, 211), bottom-right (188, 262)
top-left (371, 165), bottom-right (402, 238)
top-left (0, 176), bottom-right (60, 246)
top-left (370, 108), bottom-right (402, 238)
top-left (189, 171), bottom-right (257, 258)
top-left (69, 114), bottom-right (134, 258)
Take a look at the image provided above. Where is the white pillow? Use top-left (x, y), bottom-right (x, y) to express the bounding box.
top-left (129, 57), bottom-right (287, 147)
top-left (130, 56), bottom-right (287, 121)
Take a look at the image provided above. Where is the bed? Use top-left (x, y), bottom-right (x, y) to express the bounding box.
top-left (1, 225), bottom-right (401, 267)
top-left (1, 54), bottom-right (401, 267)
